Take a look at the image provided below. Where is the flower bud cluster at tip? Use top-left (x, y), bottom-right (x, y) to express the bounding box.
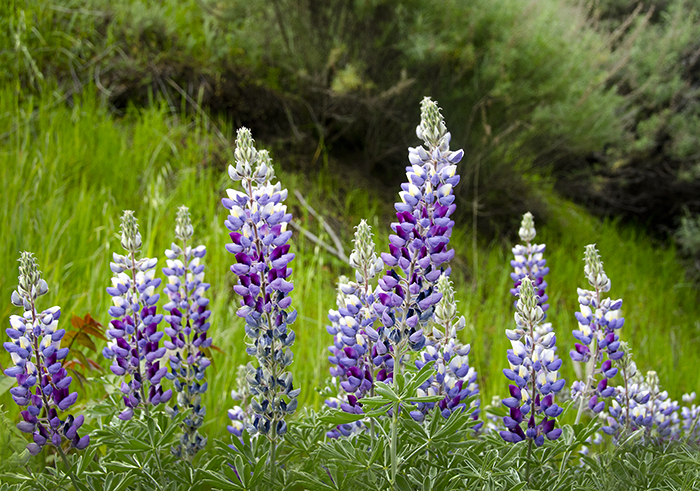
top-left (500, 277), bottom-right (565, 445)
top-left (416, 97), bottom-right (448, 149)
top-left (376, 98), bottom-right (463, 352)
top-left (228, 128), bottom-right (275, 184)
top-left (162, 206), bottom-right (212, 458)
top-left (175, 205), bottom-right (194, 242)
top-left (510, 213), bottom-right (550, 327)
top-left (223, 128), bottom-right (299, 439)
top-left (120, 210), bottom-right (142, 254)
top-left (4, 253), bottom-right (88, 455)
top-left (104, 210), bottom-right (171, 421)
top-left (584, 244), bottom-right (611, 292)
top-left (412, 275), bottom-right (481, 428)
top-left (570, 245), bottom-right (624, 415)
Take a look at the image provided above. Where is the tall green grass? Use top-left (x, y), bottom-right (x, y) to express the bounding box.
top-left (0, 87), bottom-right (698, 443)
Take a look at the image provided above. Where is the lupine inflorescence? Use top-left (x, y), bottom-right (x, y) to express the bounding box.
top-left (326, 220), bottom-right (390, 422)
top-left (570, 245), bottom-right (623, 419)
top-left (374, 96), bottom-right (463, 359)
top-left (103, 210), bottom-right (171, 420)
top-left (227, 365), bottom-right (254, 439)
top-left (603, 362), bottom-right (681, 442)
top-left (500, 277), bottom-right (565, 445)
top-left (162, 205), bottom-right (212, 458)
top-left (510, 213), bottom-right (552, 341)
top-left (412, 275), bottom-right (481, 427)
top-left (4, 253), bottom-right (88, 455)
top-left (222, 128), bottom-right (299, 442)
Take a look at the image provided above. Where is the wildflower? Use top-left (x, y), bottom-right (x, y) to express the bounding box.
top-left (510, 213), bottom-right (550, 330)
top-left (500, 277), bottom-right (565, 445)
top-left (4, 253), bottom-right (88, 455)
top-left (570, 245), bottom-right (623, 419)
top-left (326, 221), bottom-right (391, 420)
top-left (375, 97), bottom-right (463, 356)
top-left (227, 366), bottom-right (254, 439)
top-left (103, 211), bottom-right (171, 420)
top-left (222, 128), bottom-right (299, 440)
top-left (162, 205), bottom-right (212, 458)
top-left (681, 392), bottom-right (700, 443)
top-left (412, 275), bottom-right (481, 428)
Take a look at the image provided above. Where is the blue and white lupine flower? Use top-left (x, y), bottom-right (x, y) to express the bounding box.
top-left (4, 252), bottom-right (88, 455)
top-left (412, 275), bottom-right (481, 428)
top-left (601, 344), bottom-right (649, 439)
top-left (681, 392), bottom-right (700, 443)
top-left (222, 128), bottom-right (299, 441)
top-left (570, 245), bottom-right (623, 420)
top-left (103, 211), bottom-right (171, 420)
top-left (375, 97), bottom-right (463, 362)
top-left (162, 205), bottom-right (212, 459)
top-left (500, 277), bottom-right (565, 445)
top-left (326, 221), bottom-right (391, 421)
top-left (510, 212), bottom-right (551, 342)
top-left (227, 365), bottom-right (254, 439)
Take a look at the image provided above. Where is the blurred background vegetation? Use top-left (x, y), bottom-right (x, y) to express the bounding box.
top-left (1, 0), bottom-right (700, 445)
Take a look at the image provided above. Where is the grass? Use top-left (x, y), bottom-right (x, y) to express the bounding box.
top-left (0, 85), bottom-right (699, 446)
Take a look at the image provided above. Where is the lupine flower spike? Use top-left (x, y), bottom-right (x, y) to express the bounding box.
top-left (375, 96), bottom-right (463, 366)
top-left (681, 392), bottom-right (700, 444)
top-left (4, 252), bottom-right (89, 455)
top-left (227, 365), bottom-right (254, 439)
top-left (222, 128), bottom-right (300, 452)
top-left (162, 205), bottom-right (212, 459)
top-left (103, 211), bottom-right (171, 420)
top-left (326, 220), bottom-right (390, 423)
top-left (510, 213), bottom-right (552, 340)
top-left (570, 245), bottom-right (624, 423)
top-left (412, 275), bottom-right (481, 428)
top-left (500, 277), bottom-right (565, 445)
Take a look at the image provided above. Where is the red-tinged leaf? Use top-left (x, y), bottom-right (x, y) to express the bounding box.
top-left (81, 324), bottom-right (108, 341)
top-left (71, 315), bottom-right (85, 330)
top-left (86, 358), bottom-right (105, 371)
top-left (74, 332), bottom-right (97, 352)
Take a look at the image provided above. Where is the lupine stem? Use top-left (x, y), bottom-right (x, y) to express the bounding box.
top-left (269, 432), bottom-right (277, 485)
top-left (390, 346), bottom-right (400, 487)
top-left (526, 438), bottom-right (533, 485)
top-left (57, 445), bottom-right (82, 490)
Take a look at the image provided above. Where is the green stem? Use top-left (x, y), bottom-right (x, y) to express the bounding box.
top-left (526, 438), bottom-right (533, 485)
top-left (389, 345), bottom-right (401, 487)
top-left (57, 445), bottom-right (82, 490)
top-left (390, 403), bottom-right (398, 486)
top-left (269, 435), bottom-right (277, 485)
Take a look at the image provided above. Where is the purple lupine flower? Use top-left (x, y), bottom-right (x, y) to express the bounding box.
top-left (411, 275), bottom-right (481, 428)
top-left (103, 211), bottom-right (171, 420)
top-left (4, 252), bottom-right (88, 455)
top-left (681, 392), bottom-right (700, 444)
top-left (162, 205), bottom-right (212, 458)
top-left (374, 97), bottom-right (463, 358)
top-left (227, 366), bottom-right (254, 439)
top-left (605, 369), bottom-right (681, 442)
top-left (570, 245), bottom-right (624, 420)
top-left (222, 128), bottom-right (299, 440)
top-left (500, 277), bottom-right (565, 446)
top-left (325, 221), bottom-right (392, 424)
top-left (510, 213), bottom-right (550, 323)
